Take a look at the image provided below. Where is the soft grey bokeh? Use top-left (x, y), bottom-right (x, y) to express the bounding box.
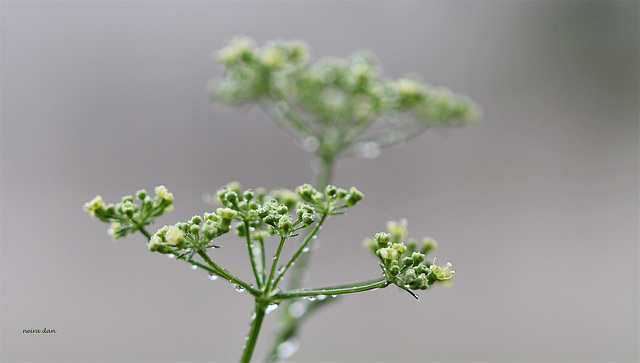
top-left (1, 1), bottom-right (638, 361)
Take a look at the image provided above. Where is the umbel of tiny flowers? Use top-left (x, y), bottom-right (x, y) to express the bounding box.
top-left (83, 186), bottom-right (174, 239)
top-left (364, 219), bottom-right (453, 298)
top-left (85, 182), bottom-right (454, 362)
top-left (211, 36), bottom-right (480, 164)
top-left (85, 182), bottom-right (366, 292)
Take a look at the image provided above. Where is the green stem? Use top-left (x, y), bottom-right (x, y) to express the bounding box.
top-left (135, 225), bottom-right (152, 241)
top-left (272, 213), bottom-right (328, 288)
top-left (314, 155), bottom-right (334, 191)
top-left (240, 299), bottom-right (267, 363)
top-left (265, 235), bottom-right (287, 292)
top-left (197, 251), bottom-right (260, 297)
top-left (244, 220), bottom-right (264, 289)
top-left (274, 277), bottom-right (388, 299)
top-left (265, 156), bottom-right (336, 361)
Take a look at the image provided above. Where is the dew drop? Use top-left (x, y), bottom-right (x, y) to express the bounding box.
top-left (331, 294), bottom-right (338, 298)
top-left (207, 274), bottom-right (218, 281)
top-left (201, 192), bottom-right (213, 204)
top-left (317, 294), bottom-right (327, 301)
top-left (278, 266), bottom-right (286, 274)
top-left (266, 303), bottom-right (279, 314)
top-left (356, 141), bottom-right (381, 159)
top-left (276, 338), bottom-right (300, 359)
top-left (307, 296), bottom-right (316, 301)
top-left (191, 265), bottom-right (198, 270)
top-left (302, 136), bottom-right (319, 152)
top-left (302, 246), bottom-right (310, 253)
top-left (235, 284), bottom-right (246, 293)
top-left (167, 254), bottom-right (176, 259)
top-left (288, 301), bottom-right (307, 318)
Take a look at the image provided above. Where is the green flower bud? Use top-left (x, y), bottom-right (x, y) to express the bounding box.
top-left (278, 215), bottom-right (293, 234)
top-left (363, 238), bottom-right (377, 253)
top-left (83, 195), bottom-right (104, 212)
top-left (218, 36), bottom-right (255, 65)
top-left (121, 195), bottom-right (134, 203)
top-left (375, 232), bottom-right (391, 245)
top-left (120, 200), bottom-right (137, 217)
top-left (414, 264), bottom-right (428, 275)
top-left (421, 237), bottom-right (438, 254)
top-left (226, 191), bottom-right (238, 204)
top-left (296, 184), bottom-right (317, 202)
top-left (286, 40), bottom-right (310, 63)
top-left (411, 252), bottom-right (425, 264)
top-left (403, 268), bottom-right (417, 283)
top-left (165, 225), bottom-right (185, 247)
top-left (396, 78), bottom-right (425, 106)
top-left (392, 243), bottom-right (407, 254)
top-left (217, 208), bottom-right (238, 220)
top-left (248, 201), bottom-right (260, 210)
top-left (149, 235), bottom-right (164, 252)
top-left (202, 220), bottom-right (218, 239)
top-left (254, 188), bottom-right (267, 202)
top-left (142, 196), bottom-right (153, 208)
top-left (277, 204), bottom-right (288, 215)
top-left (175, 222), bottom-right (187, 232)
top-left (336, 188), bottom-right (348, 199)
top-left (243, 189), bottom-right (254, 201)
top-left (154, 185), bottom-right (173, 202)
top-left (257, 207), bottom-right (269, 218)
top-left (189, 224), bottom-right (200, 235)
top-left (156, 225), bottom-right (169, 239)
top-left (190, 215), bottom-right (202, 225)
top-left (377, 247), bottom-right (397, 260)
top-left (107, 222), bottom-right (122, 238)
top-left (234, 222), bottom-right (247, 237)
top-left (302, 212), bottom-right (315, 226)
top-left (387, 218), bottom-right (408, 240)
top-left (402, 256), bottom-right (413, 267)
top-left (413, 274), bottom-right (428, 290)
top-left (264, 213), bottom-right (277, 225)
top-left (261, 45), bottom-right (284, 69)
top-left (272, 189), bottom-right (300, 209)
top-left (345, 187), bottom-right (364, 207)
top-left (406, 238), bottom-right (418, 253)
top-left (388, 265), bottom-right (400, 276)
top-left (136, 189), bottom-right (148, 200)
top-left (324, 185), bottom-right (337, 198)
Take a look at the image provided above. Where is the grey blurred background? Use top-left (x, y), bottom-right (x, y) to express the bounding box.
top-left (1, 1), bottom-right (638, 361)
